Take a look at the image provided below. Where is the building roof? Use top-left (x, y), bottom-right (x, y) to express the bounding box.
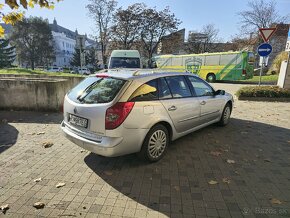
top-left (49, 18), bottom-right (95, 44)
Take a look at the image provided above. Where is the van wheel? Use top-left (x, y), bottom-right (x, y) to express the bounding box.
top-left (138, 124), bottom-right (168, 162)
top-left (206, 73), bottom-right (216, 83)
top-left (218, 103), bottom-right (231, 126)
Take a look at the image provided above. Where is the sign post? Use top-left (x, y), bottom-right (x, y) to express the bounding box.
top-left (257, 43), bottom-right (272, 86)
top-left (257, 27), bottom-right (276, 86)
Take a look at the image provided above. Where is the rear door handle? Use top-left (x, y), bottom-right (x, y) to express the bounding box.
top-left (200, 101), bottom-right (206, 105)
top-left (168, 106), bottom-right (177, 111)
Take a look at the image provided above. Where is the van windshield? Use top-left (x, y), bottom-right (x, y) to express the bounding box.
top-left (67, 77), bottom-right (126, 104)
top-left (109, 57), bottom-right (140, 69)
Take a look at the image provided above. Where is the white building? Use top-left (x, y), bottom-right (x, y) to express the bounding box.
top-left (49, 19), bottom-right (96, 67)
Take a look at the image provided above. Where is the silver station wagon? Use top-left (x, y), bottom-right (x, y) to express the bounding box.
top-left (61, 70), bottom-right (233, 162)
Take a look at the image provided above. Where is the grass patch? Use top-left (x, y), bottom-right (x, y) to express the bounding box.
top-left (245, 75), bottom-right (278, 82)
top-left (0, 68), bottom-right (84, 77)
top-left (236, 86), bottom-right (290, 98)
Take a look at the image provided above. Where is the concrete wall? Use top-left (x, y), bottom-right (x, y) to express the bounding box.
top-left (0, 75), bottom-right (84, 111)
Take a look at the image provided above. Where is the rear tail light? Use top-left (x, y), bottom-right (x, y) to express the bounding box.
top-left (105, 102), bottom-right (135, 130)
top-left (242, 69), bottom-right (246, 76)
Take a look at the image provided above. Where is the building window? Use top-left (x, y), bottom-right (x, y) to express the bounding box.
top-left (64, 58), bottom-right (66, 63)
top-left (63, 42), bottom-right (65, 48)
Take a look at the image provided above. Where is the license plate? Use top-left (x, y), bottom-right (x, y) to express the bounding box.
top-left (69, 114), bottom-right (88, 128)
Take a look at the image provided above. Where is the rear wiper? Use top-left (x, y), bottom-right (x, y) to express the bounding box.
top-left (76, 81), bottom-right (100, 102)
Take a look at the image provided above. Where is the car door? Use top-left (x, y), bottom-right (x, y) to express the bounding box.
top-left (159, 76), bottom-right (201, 133)
top-left (187, 76), bottom-right (224, 123)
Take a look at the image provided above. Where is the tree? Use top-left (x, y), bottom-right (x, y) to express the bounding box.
top-left (111, 3), bottom-right (145, 49)
top-left (201, 24), bottom-right (220, 52)
top-left (0, 0), bottom-right (61, 37)
top-left (70, 48), bottom-right (82, 67)
top-left (0, 38), bottom-right (16, 68)
top-left (238, 0), bottom-right (289, 35)
top-left (186, 24), bottom-right (220, 54)
top-left (70, 47), bottom-right (93, 67)
top-left (10, 17), bottom-right (55, 69)
top-left (87, 47), bottom-right (98, 69)
top-left (86, 0), bottom-right (117, 65)
top-left (140, 6), bottom-right (181, 67)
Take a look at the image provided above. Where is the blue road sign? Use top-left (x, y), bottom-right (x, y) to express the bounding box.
top-left (257, 43), bottom-right (272, 57)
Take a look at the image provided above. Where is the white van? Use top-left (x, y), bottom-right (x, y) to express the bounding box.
top-left (108, 50), bottom-right (141, 69)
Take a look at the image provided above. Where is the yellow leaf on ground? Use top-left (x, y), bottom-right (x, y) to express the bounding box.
top-left (42, 142), bottom-right (53, 148)
top-left (226, 159), bottom-right (235, 164)
top-left (56, 182), bottom-right (65, 188)
top-left (173, 186), bottom-right (180, 191)
top-left (270, 198), bottom-right (282, 204)
top-left (104, 171), bottom-right (113, 176)
top-left (208, 180), bottom-right (218, 185)
top-left (210, 151), bottom-right (222, 157)
top-left (222, 178), bottom-right (231, 184)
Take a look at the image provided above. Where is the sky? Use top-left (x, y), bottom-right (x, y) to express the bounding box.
top-left (10, 0), bottom-right (290, 41)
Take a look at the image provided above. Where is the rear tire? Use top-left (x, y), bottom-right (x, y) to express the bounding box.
top-left (206, 73), bottom-right (216, 83)
top-left (138, 124), bottom-right (169, 162)
top-left (218, 103), bottom-right (231, 126)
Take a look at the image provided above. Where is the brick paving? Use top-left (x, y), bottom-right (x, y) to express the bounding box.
top-left (0, 83), bottom-right (290, 218)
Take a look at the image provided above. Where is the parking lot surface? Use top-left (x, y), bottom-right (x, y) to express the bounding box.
top-left (0, 83), bottom-right (290, 218)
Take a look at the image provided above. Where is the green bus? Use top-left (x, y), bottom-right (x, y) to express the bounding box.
top-left (153, 51), bottom-right (255, 82)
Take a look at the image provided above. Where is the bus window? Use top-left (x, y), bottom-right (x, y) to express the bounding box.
top-left (171, 57), bottom-right (183, 66)
top-left (205, 55), bottom-right (220, 66)
top-left (220, 54), bottom-right (237, 65)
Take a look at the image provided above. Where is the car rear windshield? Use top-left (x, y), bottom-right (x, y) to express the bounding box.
top-left (109, 57), bottom-right (140, 68)
top-left (67, 77), bottom-right (126, 104)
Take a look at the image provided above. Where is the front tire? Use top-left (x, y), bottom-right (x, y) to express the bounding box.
top-left (218, 103), bottom-right (231, 126)
top-left (138, 124), bottom-right (169, 162)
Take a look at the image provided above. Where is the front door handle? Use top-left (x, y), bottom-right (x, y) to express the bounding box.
top-left (168, 105), bottom-right (177, 111)
top-left (200, 101), bottom-right (206, 105)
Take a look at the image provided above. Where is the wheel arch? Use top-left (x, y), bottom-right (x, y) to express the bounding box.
top-left (150, 121), bottom-right (173, 142)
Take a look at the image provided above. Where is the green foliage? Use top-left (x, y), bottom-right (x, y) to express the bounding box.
top-left (236, 86), bottom-right (290, 98)
top-left (269, 52), bottom-right (289, 75)
top-left (0, 38), bottom-right (16, 68)
top-left (243, 75), bottom-right (278, 82)
top-left (10, 16), bottom-right (55, 70)
top-left (71, 47), bottom-right (98, 69)
top-left (0, 1), bottom-right (61, 37)
top-left (0, 68), bottom-right (84, 77)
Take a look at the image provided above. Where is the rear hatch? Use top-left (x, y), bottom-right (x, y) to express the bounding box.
top-left (63, 76), bottom-right (128, 137)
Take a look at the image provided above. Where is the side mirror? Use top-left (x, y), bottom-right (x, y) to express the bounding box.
top-left (215, 90), bottom-right (225, 95)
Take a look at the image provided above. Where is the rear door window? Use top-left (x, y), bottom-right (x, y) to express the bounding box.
top-left (129, 79), bottom-right (158, 102)
top-left (165, 76), bottom-right (192, 98)
top-left (67, 77), bottom-right (126, 104)
top-left (159, 78), bottom-right (172, 99)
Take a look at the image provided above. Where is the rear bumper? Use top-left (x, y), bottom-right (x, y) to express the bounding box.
top-left (61, 121), bottom-right (148, 157)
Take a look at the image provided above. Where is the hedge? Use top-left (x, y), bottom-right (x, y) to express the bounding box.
top-left (236, 86), bottom-right (290, 98)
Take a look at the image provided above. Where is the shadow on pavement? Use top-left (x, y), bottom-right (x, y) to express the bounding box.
top-left (0, 111), bottom-right (62, 124)
top-left (0, 123), bottom-right (19, 153)
top-left (84, 118), bottom-right (290, 217)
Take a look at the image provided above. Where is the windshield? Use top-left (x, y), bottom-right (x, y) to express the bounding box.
top-left (109, 57), bottom-right (140, 69)
top-left (67, 77), bottom-right (126, 104)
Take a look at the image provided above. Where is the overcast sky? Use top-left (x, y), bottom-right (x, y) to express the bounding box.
top-left (13, 0), bottom-right (290, 41)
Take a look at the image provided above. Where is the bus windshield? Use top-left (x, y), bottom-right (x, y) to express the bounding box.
top-left (109, 57), bottom-right (140, 69)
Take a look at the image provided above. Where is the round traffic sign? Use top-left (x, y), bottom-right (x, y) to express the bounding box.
top-left (257, 43), bottom-right (272, 57)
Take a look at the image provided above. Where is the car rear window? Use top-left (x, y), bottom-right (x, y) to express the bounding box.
top-left (67, 77), bottom-right (126, 104)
